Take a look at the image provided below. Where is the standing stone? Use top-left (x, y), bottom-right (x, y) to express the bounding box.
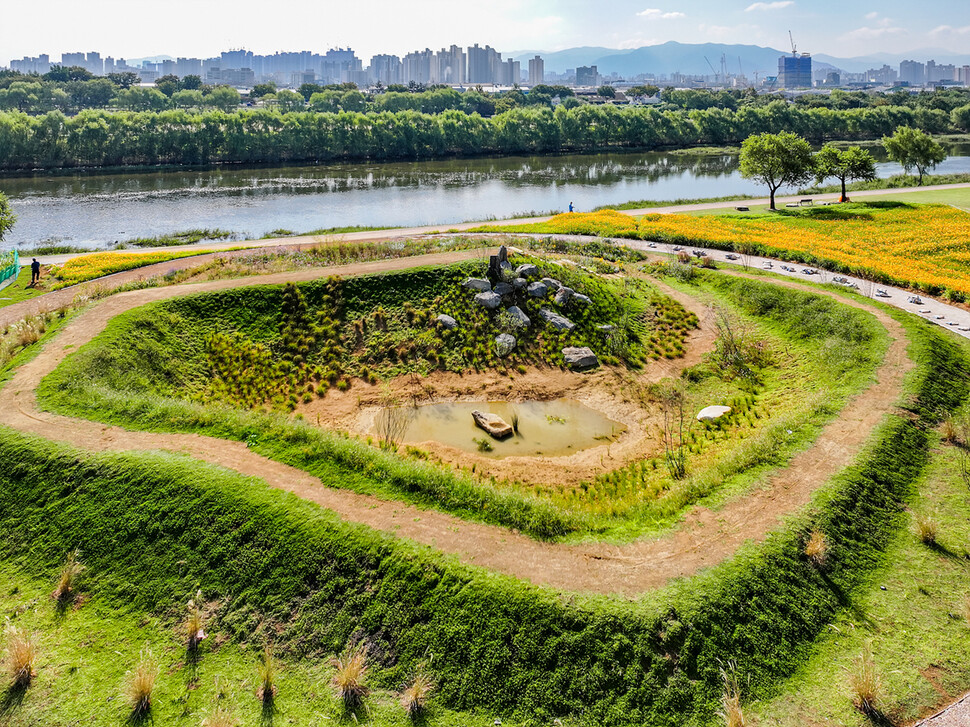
top-left (562, 346), bottom-right (599, 368)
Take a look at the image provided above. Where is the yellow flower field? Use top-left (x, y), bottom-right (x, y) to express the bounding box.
top-left (488, 205), bottom-right (970, 298)
top-left (49, 251), bottom-right (204, 289)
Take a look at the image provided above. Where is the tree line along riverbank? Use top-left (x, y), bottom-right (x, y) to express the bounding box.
top-left (1, 101), bottom-right (969, 171)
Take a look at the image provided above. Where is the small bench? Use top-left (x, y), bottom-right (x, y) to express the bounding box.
top-left (800, 198), bottom-right (814, 206)
top-left (785, 203), bottom-right (800, 208)
top-left (735, 206), bottom-right (749, 212)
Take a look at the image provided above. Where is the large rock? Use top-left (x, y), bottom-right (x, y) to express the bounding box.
top-left (596, 324), bottom-right (614, 333)
top-left (527, 281), bottom-right (549, 298)
top-left (462, 278), bottom-right (491, 292)
top-left (563, 346), bottom-right (598, 369)
top-left (505, 305), bottom-right (530, 328)
top-left (472, 410), bottom-right (513, 439)
top-left (512, 277), bottom-right (528, 290)
top-left (553, 286), bottom-right (574, 306)
top-left (474, 291), bottom-right (503, 310)
top-left (495, 333), bottom-right (516, 357)
top-left (515, 264), bottom-right (540, 279)
top-left (572, 293), bottom-right (591, 305)
top-left (436, 314), bottom-right (458, 330)
top-left (542, 277), bottom-right (561, 289)
top-left (540, 308), bottom-right (576, 331)
top-left (696, 405), bottom-right (732, 422)
top-left (493, 282), bottom-right (514, 297)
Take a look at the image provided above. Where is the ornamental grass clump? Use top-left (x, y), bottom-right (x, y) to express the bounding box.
top-left (331, 644), bottom-right (369, 711)
top-left (201, 705), bottom-right (238, 727)
top-left (53, 548), bottom-right (85, 604)
top-left (718, 664), bottom-right (746, 727)
top-left (257, 646), bottom-right (277, 704)
top-left (849, 646), bottom-right (881, 717)
top-left (4, 625), bottom-right (38, 689)
top-left (125, 648), bottom-right (159, 717)
top-left (804, 528), bottom-right (829, 568)
top-left (400, 670), bottom-right (434, 720)
top-left (914, 511), bottom-right (938, 545)
top-left (185, 591), bottom-right (206, 652)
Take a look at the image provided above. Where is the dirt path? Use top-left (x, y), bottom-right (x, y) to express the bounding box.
top-left (0, 252), bottom-right (911, 596)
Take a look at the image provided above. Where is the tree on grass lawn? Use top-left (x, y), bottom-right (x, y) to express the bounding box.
top-left (0, 191), bottom-right (15, 242)
top-left (739, 131), bottom-right (814, 211)
top-left (814, 145), bottom-right (877, 202)
top-left (882, 126), bottom-right (947, 186)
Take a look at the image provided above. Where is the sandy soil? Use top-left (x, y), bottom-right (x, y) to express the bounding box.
top-left (0, 251), bottom-right (910, 597)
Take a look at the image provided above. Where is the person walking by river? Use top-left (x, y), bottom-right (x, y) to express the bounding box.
top-left (30, 258), bottom-right (40, 286)
top-left (568, 201), bottom-right (574, 213)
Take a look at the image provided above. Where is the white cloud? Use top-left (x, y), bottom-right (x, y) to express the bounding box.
top-left (930, 24), bottom-right (970, 37)
top-left (698, 23), bottom-right (764, 42)
top-left (637, 8), bottom-right (686, 19)
top-left (839, 25), bottom-right (905, 42)
top-left (745, 1), bottom-right (794, 11)
top-left (865, 11), bottom-right (879, 20)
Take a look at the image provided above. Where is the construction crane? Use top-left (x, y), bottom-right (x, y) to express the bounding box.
top-left (705, 56), bottom-right (720, 86)
top-left (789, 30), bottom-right (797, 56)
top-left (738, 56), bottom-right (744, 87)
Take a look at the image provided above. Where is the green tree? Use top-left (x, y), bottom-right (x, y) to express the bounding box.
top-left (628, 85), bottom-right (660, 98)
top-left (739, 131), bottom-right (814, 210)
top-left (43, 65), bottom-right (93, 82)
top-left (206, 86), bottom-right (241, 112)
top-left (597, 85), bottom-right (616, 98)
top-left (0, 191), bottom-right (14, 241)
top-left (273, 89), bottom-right (305, 112)
top-left (951, 104), bottom-right (970, 133)
top-left (882, 126), bottom-right (947, 185)
top-left (172, 89), bottom-right (204, 109)
top-left (813, 144), bottom-right (877, 202)
top-left (106, 71), bottom-right (140, 89)
top-left (155, 74), bottom-right (181, 97)
top-left (181, 75), bottom-right (203, 90)
top-left (250, 82), bottom-right (277, 99)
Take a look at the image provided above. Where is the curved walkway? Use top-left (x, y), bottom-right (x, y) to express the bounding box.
top-left (0, 247), bottom-right (912, 596)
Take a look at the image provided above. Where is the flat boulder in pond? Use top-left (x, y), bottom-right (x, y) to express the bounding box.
top-left (472, 410), bottom-right (514, 439)
top-left (563, 346), bottom-right (599, 369)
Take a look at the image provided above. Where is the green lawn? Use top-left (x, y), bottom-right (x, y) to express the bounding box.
top-left (0, 267), bottom-right (50, 309)
top-left (749, 425), bottom-right (970, 726)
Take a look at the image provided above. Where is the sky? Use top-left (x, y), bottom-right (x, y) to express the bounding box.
top-left (2, 0), bottom-right (969, 66)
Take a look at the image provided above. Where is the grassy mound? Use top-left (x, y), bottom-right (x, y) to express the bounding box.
top-left (3, 309), bottom-right (967, 725)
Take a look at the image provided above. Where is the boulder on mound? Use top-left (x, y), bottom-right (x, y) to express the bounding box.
top-left (512, 277), bottom-right (528, 290)
top-left (436, 314), bottom-right (458, 330)
top-left (553, 287), bottom-right (574, 306)
top-left (493, 282), bottom-right (514, 297)
top-left (696, 405), bottom-right (732, 422)
top-left (563, 346), bottom-right (598, 369)
top-left (572, 293), bottom-right (591, 305)
top-left (516, 264), bottom-right (540, 279)
top-left (472, 410), bottom-right (514, 439)
top-left (474, 291), bottom-right (503, 310)
top-left (505, 305), bottom-right (530, 328)
top-left (527, 281), bottom-right (549, 298)
top-left (540, 308), bottom-right (576, 331)
top-left (495, 333), bottom-right (516, 356)
top-left (463, 278), bottom-right (492, 292)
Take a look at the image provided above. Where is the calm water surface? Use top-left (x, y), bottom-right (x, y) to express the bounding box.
top-left (2, 145), bottom-right (969, 249)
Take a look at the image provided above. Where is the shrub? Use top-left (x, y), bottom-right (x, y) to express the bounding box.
top-left (185, 591), bottom-right (206, 651)
top-left (125, 648), bottom-right (159, 716)
top-left (53, 548), bottom-right (85, 604)
top-left (804, 528), bottom-right (829, 568)
top-left (401, 670), bottom-right (435, 720)
top-left (257, 646), bottom-right (277, 703)
top-left (331, 644), bottom-right (369, 711)
top-left (849, 646), bottom-right (881, 716)
top-left (4, 625), bottom-right (38, 689)
top-left (914, 511), bottom-right (938, 545)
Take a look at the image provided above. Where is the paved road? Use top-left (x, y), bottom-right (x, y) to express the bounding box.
top-left (26, 182), bottom-right (970, 266)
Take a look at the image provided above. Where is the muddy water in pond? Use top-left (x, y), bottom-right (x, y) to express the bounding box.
top-left (396, 399), bottom-right (626, 458)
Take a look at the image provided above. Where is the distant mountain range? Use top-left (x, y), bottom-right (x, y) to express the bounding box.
top-left (505, 41), bottom-right (970, 77)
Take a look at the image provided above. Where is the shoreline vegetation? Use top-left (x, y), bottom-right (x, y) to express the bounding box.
top-left (0, 105), bottom-right (968, 172)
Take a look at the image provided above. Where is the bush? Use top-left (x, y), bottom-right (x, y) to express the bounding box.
top-left (4, 625), bottom-right (38, 689)
top-left (125, 649), bottom-right (159, 716)
top-left (332, 644), bottom-right (368, 711)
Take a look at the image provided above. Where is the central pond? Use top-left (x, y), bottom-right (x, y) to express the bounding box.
top-left (3, 143), bottom-right (969, 249)
top-left (386, 399), bottom-right (627, 459)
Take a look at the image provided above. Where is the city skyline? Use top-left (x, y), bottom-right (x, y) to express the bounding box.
top-left (1, 0), bottom-right (969, 69)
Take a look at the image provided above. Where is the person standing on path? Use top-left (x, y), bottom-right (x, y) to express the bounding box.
top-left (30, 258), bottom-right (40, 286)
top-left (568, 202), bottom-right (574, 213)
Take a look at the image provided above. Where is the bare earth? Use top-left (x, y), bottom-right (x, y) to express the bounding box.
top-left (0, 246), bottom-right (911, 597)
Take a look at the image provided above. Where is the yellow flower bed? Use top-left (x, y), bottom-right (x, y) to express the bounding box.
top-left (49, 251), bottom-right (203, 289)
top-left (492, 205), bottom-right (970, 298)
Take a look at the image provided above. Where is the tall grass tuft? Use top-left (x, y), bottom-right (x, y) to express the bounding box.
top-left (804, 528), bottom-right (829, 568)
top-left (4, 625), bottom-right (38, 689)
top-left (914, 511), bottom-right (938, 545)
top-left (201, 705), bottom-right (238, 727)
top-left (849, 646), bottom-right (881, 716)
top-left (400, 670), bottom-right (435, 720)
top-left (718, 664), bottom-right (746, 727)
top-left (125, 648), bottom-right (159, 717)
top-left (257, 645), bottom-right (277, 703)
top-left (331, 643), bottom-right (369, 711)
top-left (185, 591), bottom-right (206, 652)
top-left (53, 548), bottom-right (85, 604)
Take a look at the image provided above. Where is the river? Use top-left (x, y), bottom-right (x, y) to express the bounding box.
top-left (2, 145), bottom-right (969, 249)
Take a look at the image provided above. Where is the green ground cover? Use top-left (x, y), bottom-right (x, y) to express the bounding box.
top-left (0, 304), bottom-right (964, 725)
top-left (35, 260), bottom-right (885, 543)
top-left (0, 267), bottom-right (46, 308)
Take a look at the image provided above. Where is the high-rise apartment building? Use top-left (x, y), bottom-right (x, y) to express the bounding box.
top-left (778, 53), bottom-right (812, 88)
top-left (370, 55), bottom-right (402, 86)
top-left (576, 65), bottom-right (599, 86)
top-left (899, 60), bottom-right (925, 85)
top-left (528, 55), bottom-right (544, 85)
